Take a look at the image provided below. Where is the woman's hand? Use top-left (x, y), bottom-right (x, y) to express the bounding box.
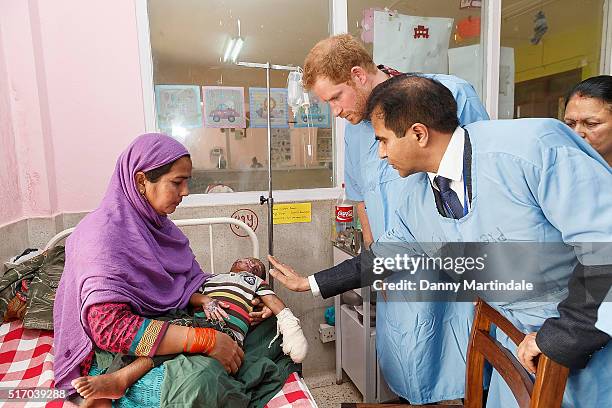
top-left (267, 255), bottom-right (311, 292)
top-left (249, 298), bottom-right (273, 325)
top-left (190, 293), bottom-right (229, 322)
top-left (208, 331), bottom-right (244, 374)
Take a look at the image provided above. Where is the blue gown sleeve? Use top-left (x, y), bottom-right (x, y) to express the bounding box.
top-left (535, 138), bottom-right (612, 262)
top-left (431, 74), bottom-right (489, 125)
top-left (533, 136), bottom-right (612, 368)
top-left (457, 94), bottom-right (489, 125)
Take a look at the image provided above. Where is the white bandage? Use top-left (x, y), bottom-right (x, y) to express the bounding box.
top-left (268, 308), bottom-right (308, 363)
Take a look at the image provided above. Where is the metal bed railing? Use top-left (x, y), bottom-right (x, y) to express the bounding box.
top-left (43, 217), bottom-right (259, 275)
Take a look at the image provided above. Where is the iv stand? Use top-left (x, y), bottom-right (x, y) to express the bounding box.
top-left (235, 61), bottom-right (300, 288)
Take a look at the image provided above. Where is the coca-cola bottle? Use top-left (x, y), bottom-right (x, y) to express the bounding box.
top-left (335, 183), bottom-right (354, 237)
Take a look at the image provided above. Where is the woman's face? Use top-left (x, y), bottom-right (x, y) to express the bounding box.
top-left (140, 156), bottom-right (192, 216)
top-left (564, 96), bottom-right (612, 162)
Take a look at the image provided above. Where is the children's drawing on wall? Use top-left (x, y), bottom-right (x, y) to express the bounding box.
top-left (203, 86), bottom-right (246, 128)
top-left (154, 85), bottom-right (202, 130)
top-left (373, 11), bottom-right (453, 74)
top-left (270, 128), bottom-right (292, 167)
top-left (294, 93), bottom-right (331, 128)
top-left (248, 88), bottom-right (289, 128)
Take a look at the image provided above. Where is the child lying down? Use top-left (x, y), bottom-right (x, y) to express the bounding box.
top-left (71, 257), bottom-right (308, 407)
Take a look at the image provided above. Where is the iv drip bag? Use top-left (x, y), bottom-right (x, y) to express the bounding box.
top-left (288, 71), bottom-right (307, 117)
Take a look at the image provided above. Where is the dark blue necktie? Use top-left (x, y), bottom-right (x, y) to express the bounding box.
top-left (435, 176), bottom-right (464, 219)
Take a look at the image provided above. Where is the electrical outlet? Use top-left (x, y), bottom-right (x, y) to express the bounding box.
top-left (319, 323), bottom-right (336, 343)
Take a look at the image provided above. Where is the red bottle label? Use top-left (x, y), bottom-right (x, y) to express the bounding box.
top-left (335, 205), bottom-right (353, 223)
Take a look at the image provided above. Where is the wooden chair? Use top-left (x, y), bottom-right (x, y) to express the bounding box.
top-left (341, 298), bottom-right (570, 408)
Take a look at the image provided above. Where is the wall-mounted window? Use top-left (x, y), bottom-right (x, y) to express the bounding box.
top-left (501, 0), bottom-right (606, 119)
top-left (138, 0), bottom-right (612, 202)
top-left (147, 0), bottom-right (332, 194)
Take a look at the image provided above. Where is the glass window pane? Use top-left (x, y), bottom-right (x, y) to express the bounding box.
top-left (501, 0), bottom-right (605, 119)
top-left (347, 0), bottom-right (484, 98)
top-left (147, 0), bottom-right (332, 194)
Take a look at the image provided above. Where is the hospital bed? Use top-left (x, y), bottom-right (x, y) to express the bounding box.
top-left (0, 217), bottom-right (318, 408)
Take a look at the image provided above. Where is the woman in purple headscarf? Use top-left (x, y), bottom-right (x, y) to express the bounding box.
top-left (53, 134), bottom-right (248, 406)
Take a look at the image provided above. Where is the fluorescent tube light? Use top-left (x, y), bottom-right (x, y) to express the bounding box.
top-left (230, 37), bottom-right (244, 62)
top-left (223, 38), bottom-right (236, 62)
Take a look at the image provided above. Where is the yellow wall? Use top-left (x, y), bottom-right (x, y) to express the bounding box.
top-left (512, 22), bottom-right (602, 83)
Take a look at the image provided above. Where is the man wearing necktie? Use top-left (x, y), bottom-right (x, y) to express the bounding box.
top-left (427, 126), bottom-right (472, 219)
top-left (300, 34), bottom-right (488, 404)
top-left (270, 74), bottom-right (611, 407)
top-left (434, 177), bottom-right (464, 218)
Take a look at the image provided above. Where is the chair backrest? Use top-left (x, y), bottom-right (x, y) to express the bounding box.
top-left (464, 299), bottom-right (570, 408)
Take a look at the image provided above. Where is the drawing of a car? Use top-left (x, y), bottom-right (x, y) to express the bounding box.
top-left (210, 104), bottom-right (239, 122)
top-left (301, 103), bottom-right (325, 122)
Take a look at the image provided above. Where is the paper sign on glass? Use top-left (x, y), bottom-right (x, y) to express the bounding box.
top-left (273, 203), bottom-right (312, 224)
top-left (448, 44), bottom-right (515, 119)
top-left (154, 85), bottom-right (202, 129)
top-left (294, 93), bottom-right (331, 128)
top-left (248, 88), bottom-right (289, 128)
top-left (203, 86), bottom-right (246, 128)
top-left (373, 11), bottom-right (453, 74)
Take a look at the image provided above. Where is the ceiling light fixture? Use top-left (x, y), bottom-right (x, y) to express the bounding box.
top-left (230, 37), bottom-right (244, 62)
top-left (223, 38), bottom-right (236, 62)
top-left (222, 18), bottom-right (244, 63)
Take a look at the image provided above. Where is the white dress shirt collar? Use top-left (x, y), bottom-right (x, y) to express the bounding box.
top-left (427, 127), bottom-right (465, 185)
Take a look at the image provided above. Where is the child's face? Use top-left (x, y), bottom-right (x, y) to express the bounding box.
top-left (230, 257), bottom-right (266, 279)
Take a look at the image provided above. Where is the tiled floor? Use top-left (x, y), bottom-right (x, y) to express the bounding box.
top-left (303, 372), bottom-right (463, 407)
top-left (304, 373), bottom-right (362, 408)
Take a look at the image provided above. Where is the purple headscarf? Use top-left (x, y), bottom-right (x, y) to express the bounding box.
top-left (53, 133), bottom-right (209, 391)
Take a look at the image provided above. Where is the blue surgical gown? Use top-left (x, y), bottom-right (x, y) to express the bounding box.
top-left (343, 74), bottom-right (489, 403)
top-left (375, 118), bottom-right (612, 407)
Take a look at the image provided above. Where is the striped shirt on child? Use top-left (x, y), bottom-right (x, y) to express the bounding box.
top-left (202, 271), bottom-right (275, 343)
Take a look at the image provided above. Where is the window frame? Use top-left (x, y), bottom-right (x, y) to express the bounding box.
top-left (482, 0), bottom-right (502, 119)
top-left (135, 0), bottom-right (612, 206)
top-left (602, 0), bottom-right (612, 74)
